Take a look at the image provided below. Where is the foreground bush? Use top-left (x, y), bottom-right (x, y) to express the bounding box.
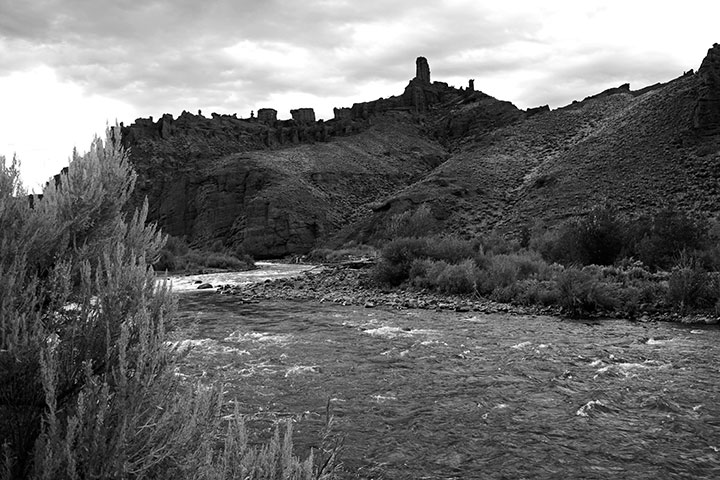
top-left (0, 134), bottom-right (335, 479)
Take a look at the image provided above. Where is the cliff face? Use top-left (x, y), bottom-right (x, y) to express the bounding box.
top-left (126, 111), bottom-right (447, 258)
top-left (694, 43), bottom-right (720, 135)
top-left (125, 48), bottom-right (720, 256)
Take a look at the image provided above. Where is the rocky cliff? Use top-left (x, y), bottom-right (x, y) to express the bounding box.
top-left (124, 47), bottom-right (720, 256)
top-left (125, 109), bottom-right (447, 257)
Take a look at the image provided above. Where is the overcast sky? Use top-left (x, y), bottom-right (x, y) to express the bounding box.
top-left (1, 0), bottom-right (718, 190)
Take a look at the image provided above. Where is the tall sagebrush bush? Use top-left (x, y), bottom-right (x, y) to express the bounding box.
top-left (0, 131), bottom-right (335, 479)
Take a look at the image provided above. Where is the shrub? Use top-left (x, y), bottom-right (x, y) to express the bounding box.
top-left (408, 258), bottom-right (437, 289)
top-left (478, 231), bottom-right (520, 255)
top-left (408, 259), bottom-right (477, 294)
top-left (476, 255), bottom-right (520, 295)
top-left (666, 254), bottom-right (718, 311)
top-left (307, 244), bottom-right (377, 263)
top-left (373, 237), bottom-right (430, 285)
top-left (0, 133), bottom-right (330, 479)
top-left (636, 208), bottom-right (709, 270)
top-left (555, 268), bottom-right (617, 316)
top-left (165, 234), bottom-right (190, 256)
top-left (155, 234), bottom-right (255, 273)
top-left (434, 260), bottom-right (477, 294)
top-left (426, 236), bottom-right (478, 263)
top-left (544, 206), bottom-right (625, 266)
top-left (185, 250), bottom-right (253, 270)
top-left (475, 252), bottom-right (550, 295)
top-left (387, 203), bottom-right (438, 239)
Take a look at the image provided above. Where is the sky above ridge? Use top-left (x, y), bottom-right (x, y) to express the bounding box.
top-left (1, 0), bottom-right (718, 190)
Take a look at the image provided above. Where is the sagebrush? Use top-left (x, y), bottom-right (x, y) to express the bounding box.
top-left (0, 131), bottom-right (338, 479)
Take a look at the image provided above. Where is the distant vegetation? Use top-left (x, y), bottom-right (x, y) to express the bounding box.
top-left (368, 203), bottom-right (720, 318)
top-left (155, 235), bottom-right (255, 273)
top-left (0, 134), bottom-right (337, 479)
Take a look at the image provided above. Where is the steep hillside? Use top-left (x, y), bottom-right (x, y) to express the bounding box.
top-left (352, 44), bottom-right (720, 241)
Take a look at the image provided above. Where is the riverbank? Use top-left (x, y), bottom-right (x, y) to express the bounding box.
top-left (208, 263), bottom-right (719, 325)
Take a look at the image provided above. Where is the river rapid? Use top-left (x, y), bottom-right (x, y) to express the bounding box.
top-left (171, 264), bottom-right (720, 479)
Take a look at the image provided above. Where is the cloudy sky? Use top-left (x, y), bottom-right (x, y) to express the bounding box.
top-left (1, 0), bottom-right (718, 189)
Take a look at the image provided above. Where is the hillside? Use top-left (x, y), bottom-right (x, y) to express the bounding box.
top-left (346, 44), bottom-right (720, 242)
top-left (122, 44), bottom-right (720, 256)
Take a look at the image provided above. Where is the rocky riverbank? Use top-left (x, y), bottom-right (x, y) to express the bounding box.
top-left (215, 264), bottom-right (536, 314)
top-left (207, 263), bottom-right (720, 324)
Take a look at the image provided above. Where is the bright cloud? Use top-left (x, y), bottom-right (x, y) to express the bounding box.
top-left (1, 0), bottom-right (718, 187)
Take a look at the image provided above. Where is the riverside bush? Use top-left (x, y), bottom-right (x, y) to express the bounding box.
top-left (475, 252), bottom-right (551, 295)
top-left (155, 234), bottom-right (255, 273)
top-left (666, 254), bottom-right (719, 311)
top-left (635, 208), bottom-right (709, 270)
top-left (0, 133), bottom-right (334, 479)
top-left (373, 237), bottom-right (430, 285)
top-left (555, 268), bottom-right (617, 316)
top-left (409, 259), bottom-right (476, 294)
top-left (426, 236), bottom-right (478, 263)
top-left (308, 243), bottom-right (377, 263)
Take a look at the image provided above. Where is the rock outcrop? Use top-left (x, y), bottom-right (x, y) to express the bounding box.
top-left (257, 108), bottom-right (277, 124)
top-left (290, 108), bottom-right (316, 123)
top-left (693, 43), bottom-right (720, 135)
top-left (416, 56), bottom-right (431, 84)
top-left (347, 57), bottom-right (482, 118)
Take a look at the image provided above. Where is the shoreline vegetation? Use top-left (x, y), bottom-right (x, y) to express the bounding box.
top-left (155, 235), bottom-right (256, 274)
top-left (259, 204), bottom-right (720, 324)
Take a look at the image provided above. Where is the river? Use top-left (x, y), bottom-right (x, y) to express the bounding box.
top-left (172, 264), bottom-right (720, 479)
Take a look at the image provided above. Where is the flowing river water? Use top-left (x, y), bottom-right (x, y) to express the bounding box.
top-left (170, 264), bottom-right (720, 479)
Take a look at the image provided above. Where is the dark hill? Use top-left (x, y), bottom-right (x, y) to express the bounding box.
top-left (123, 44), bottom-right (720, 256)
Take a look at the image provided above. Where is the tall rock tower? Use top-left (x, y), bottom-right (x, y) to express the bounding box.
top-left (416, 56), bottom-right (431, 84)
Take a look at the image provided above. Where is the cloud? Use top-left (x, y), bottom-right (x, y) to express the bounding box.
top-left (0, 0), bottom-right (547, 117)
top-left (2, 0), bottom-right (719, 121)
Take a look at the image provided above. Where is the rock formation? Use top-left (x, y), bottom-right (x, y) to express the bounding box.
top-left (290, 108), bottom-right (316, 123)
top-left (333, 107), bottom-right (351, 120)
top-left (526, 105), bottom-right (550, 117)
top-left (257, 108), bottom-right (277, 124)
top-left (693, 43), bottom-right (720, 135)
top-left (416, 56), bottom-right (431, 84)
